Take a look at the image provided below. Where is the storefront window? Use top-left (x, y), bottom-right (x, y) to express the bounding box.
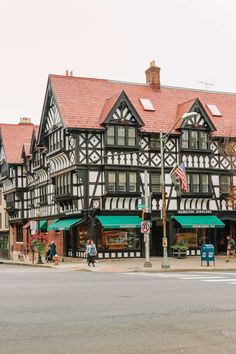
top-left (77, 227), bottom-right (89, 249)
top-left (100, 229), bottom-right (140, 251)
top-left (0, 235), bottom-right (9, 250)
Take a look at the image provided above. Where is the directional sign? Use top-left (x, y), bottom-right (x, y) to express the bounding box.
top-left (141, 221), bottom-right (150, 233)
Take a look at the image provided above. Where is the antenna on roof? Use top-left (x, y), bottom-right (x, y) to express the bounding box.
top-left (198, 81), bottom-right (214, 91)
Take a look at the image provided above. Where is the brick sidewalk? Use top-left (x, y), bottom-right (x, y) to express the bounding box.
top-left (1, 256), bottom-right (236, 273)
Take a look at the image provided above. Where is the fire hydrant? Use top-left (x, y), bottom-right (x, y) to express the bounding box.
top-left (54, 254), bottom-right (59, 266)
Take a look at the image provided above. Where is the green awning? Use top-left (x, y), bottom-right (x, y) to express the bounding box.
top-left (51, 218), bottom-right (84, 231)
top-left (173, 215), bottom-right (225, 228)
top-left (47, 219), bottom-right (60, 231)
top-left (35, 220), bottom-right (48, 232)
top-left (97, 216), bottom-right (142, 229)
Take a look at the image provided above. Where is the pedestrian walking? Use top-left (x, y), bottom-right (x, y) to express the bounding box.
top-left (86, 240), bottom-right (97, 267)
top-left (49, 240), bottom-right (57, 262)
top-left (45, 245), bottom-right (52, 262)
top-left (85, 239), bottom-right (90, 265)
top-left (225, 235), bottom-right (236, 262)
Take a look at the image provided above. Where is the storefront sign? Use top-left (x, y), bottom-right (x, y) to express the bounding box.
top-left (178, 210), bottom-right (212, 214)
top-left (192, 224), bottom-right (215, 228)
top-left (120, 224), bottom-right (136, 228)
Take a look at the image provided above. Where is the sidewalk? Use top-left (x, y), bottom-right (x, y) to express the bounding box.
top-left (1, 256), bottom-right (236, 273)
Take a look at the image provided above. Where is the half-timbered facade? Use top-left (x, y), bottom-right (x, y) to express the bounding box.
top-left (4, 62), bottom-right (236, 260)
top-left (0, 118), bottom-right (38, 260)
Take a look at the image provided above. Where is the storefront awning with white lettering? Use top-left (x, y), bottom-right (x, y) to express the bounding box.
top-left (173, 215), bottom-right (225, 228)
top-left (97, 216), bottom-right (142, 229)
top-left (49, 218), bottom-right (84, 231)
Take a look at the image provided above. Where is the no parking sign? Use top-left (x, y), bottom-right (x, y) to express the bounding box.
top-left (141, 221), bottom-right (150, 234)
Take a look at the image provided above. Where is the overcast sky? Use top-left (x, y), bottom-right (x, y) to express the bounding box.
top-left (1, 0), bottom-right (236, 125)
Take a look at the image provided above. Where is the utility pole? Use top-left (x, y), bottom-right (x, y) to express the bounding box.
top-left (143, 169), bottom-right (152, 268)
top-left (160, 131), bottom-right (170, 269)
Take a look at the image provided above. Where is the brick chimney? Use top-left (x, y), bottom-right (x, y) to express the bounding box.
top-left (145, 60), bottom-right (161, 91)
top-left (19, 117), bottom-right (32, 125)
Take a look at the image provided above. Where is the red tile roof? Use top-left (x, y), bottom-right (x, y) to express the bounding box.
top-left (49, 74), bottom-right (236, 137)
top-left (0, 123), bottom-right (38, 164)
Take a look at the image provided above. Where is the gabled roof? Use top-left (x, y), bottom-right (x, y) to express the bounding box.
top-left (0, 123), bottom-right (38, 164)
top-left (49, 74), bottom-right (236, 137)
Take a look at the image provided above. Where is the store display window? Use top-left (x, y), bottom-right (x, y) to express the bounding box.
top-left (99, 229), bottom-right (140, 251)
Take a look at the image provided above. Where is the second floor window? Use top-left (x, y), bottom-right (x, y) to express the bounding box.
top-left (219, 175), bottom-right (230, 194)
top-left (107, 171), bottom-right (137, 193)
top-left (150, 173), bottom-right (161, 192)
top-left (39, 186), bottom-right (47, 204)
top-left (187, 174), bottom-right (210, 193)
top-left (150, 136), bottom-right (160, 149)
top-left (55, 173), bottom-right (72, 196)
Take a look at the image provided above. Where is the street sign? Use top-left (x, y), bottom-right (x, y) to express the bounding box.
top-left (141, 221), bottom-right (150, 233)
top-left (138, 204), bottom-right (145, 209)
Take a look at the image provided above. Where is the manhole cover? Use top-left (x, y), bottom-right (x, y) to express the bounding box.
top-left (222, 330), bottom-right (236, 339)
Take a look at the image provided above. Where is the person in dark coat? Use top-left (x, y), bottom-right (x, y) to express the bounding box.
top-left (49, 240), bottom-right (57, 261)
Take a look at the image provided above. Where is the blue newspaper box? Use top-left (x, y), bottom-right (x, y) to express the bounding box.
top-left (201, 244), bottom-right (215, 266)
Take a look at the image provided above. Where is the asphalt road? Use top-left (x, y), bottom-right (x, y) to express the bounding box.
top-left (1, 265), bottom-right (236, 354)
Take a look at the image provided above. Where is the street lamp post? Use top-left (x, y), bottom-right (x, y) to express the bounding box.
top-left (161, 112), bottom-right (198, 269)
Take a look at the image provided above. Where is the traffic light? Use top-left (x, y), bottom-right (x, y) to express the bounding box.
top-left (144, 212), bottom-right (152, 221)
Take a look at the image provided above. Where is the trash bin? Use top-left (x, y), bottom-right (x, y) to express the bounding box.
top-left (201, 244), bottom-right (215, 266)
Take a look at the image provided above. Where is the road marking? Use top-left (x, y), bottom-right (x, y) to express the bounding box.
top-left (178, 276), bottom-right (225, 280)
top-left (202, 278), bottom-right (236, 282)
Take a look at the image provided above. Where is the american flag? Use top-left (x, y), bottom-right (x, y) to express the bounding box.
top-left (175, 162), bottom-right (188, 191)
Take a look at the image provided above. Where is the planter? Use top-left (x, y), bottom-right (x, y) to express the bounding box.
top-left (172, 249), bottom-right (187, 259)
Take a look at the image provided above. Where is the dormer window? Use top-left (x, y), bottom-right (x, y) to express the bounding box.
top-left (106, 125), bottom-right (137, 147)
top-left (181, 130), bottom-right (208, 150)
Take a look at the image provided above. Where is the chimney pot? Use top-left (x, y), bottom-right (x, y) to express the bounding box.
top-left (145, 60), bottom-right (161, 91)
top-left (66, 70), bottom-right (69, 76)
top-left (19, 117), bottom-right (32, 125)
top-left (70, 71), bottom-right (73, 76)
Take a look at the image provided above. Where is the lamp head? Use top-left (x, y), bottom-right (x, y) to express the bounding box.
top-left (182, 112), bottom-right (198, 120)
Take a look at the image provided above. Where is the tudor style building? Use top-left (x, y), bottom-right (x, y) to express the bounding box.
top-left (0, 118), bottom-right (38, 260)
top-left (2, 62), bottom-right (236, 260)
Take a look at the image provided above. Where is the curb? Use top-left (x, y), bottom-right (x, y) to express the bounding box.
top-left (0, 261), bottom-right (54, 269)
top-left (132, 268), bottom-right (236, 273)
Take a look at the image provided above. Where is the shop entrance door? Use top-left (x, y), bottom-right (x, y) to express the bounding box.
top-left (151, 223), bottom-right (163, 256)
